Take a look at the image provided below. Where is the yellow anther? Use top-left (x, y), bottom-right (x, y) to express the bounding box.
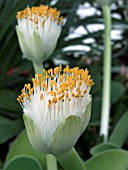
top-left (66, 93), bottom-right (69, 98)
top-left (38, 74), bottom-right (43, 79)
top-left (68, 98), bottom-right (71, 101)
top-left (48, 99), bottom-right (52, 108)
top-left (17, 66), bottom-right (94, 105)
top-left (42, 20), bottom-right (46, 27)
top-left (40, 93), bottom-right (44, 100)
top-left (83, 90), bottom-right (87, 94)
top-left (72, 93), bottom-right (75, 97)
top-left (45, 71), bottom-right (49, 79)
top-left (17, 98), bottom-right (21, 103)
top-left (56, 87), bottom-right (58, 91)
top-left (62, 99), bottom-right (64, 102)
top-left (52, 97), bottom-right (58, 103)
top-left (21, 93), bottom-right (25, 98)
top-left (64, 65), bottom-right (70, 73)
top-left (54, 67), bottom-right (60, 75)
top-left (76, 87), bottom-right (80, 92)
top-left (50, 80), bottom-right (57, 87)
top-left (60, 75), bottom-right (64, 82)
top-left (59, 94), bottom-right (65, 100)
top-left (59, 64), bottom-right (62, 71)
top-left (53, 92), bottom-right (56, 97)
top-left (42, 81), bottom-right (48, 91)
top-left (78, 80), bottom-right (82, 86)
top-left (16, 5), bottom-right (63, 26)
top-left (18, 95), bottom-right (22, 99)
top-left (34, 17), bottom-right (38, 24)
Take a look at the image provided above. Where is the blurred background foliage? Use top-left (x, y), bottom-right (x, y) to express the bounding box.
top-left (0, 0), bottom-right (128, 169)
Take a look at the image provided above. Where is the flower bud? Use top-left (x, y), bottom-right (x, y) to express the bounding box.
top-left (17, 65), bottom-right (94, 155)
top-left (16, 5), bottom-right (63, 65)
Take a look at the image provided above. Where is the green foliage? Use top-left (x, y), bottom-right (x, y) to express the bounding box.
top-left (0, 115), bottom-right (23, 144)
top-left (4, 156), bottom-right (43, 170)
top-left (111, 81), bottom-right (125, 104)
top-left (90, 143), bottom-right (119, 156)
top-left (109, 111), bottom-right (128, 147)
top-left (5, 130), bottom-right (47, 170)
top-left (85, 150), bottom-right (128, 170)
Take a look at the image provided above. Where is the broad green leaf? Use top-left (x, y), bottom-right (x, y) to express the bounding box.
top-left (90, 143), bottom-right (119, 156)
top-left (4, 156), bottom-right (42, 170)
top-left (109, 111), bottom-right (128, 147)
top-left (111, 81), bottom-right (125, 104)
top-left (0, 115), bottom-right (23, 144)
top-left (5, 130), bottom-right (47, 170)
top-left (85, 150), bottom-right (128, 170)
top-left (0, 89), bottom-right (20, 111)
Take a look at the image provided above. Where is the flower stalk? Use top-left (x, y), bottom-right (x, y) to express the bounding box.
top-left (100, 5), bottom-right (112, 142)
top-left (56, 148), bottom-right (87, 170)
top-left (33, 62), bottom-right (43, 74)
top-left (47, 154), bottom-right (57, 170)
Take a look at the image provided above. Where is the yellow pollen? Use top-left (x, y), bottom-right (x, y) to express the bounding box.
top-left (68, 98), bottom-right (71, 101)
top-left (48, 99), bottom-right (52, 108)
top-left (42, 81), bottom-right (48, 91)
top-left (52, 97), bottom-right (58, 103)
top-left (16, 5), bottom-right (63, 27)
top-left (50, 80), bottom-right (57, 87)
top-left (17, 65), bottom-right (94, 107)
top-left (40, 93), bottom-right (44, 100)
top-left (83, 90), bottom-right (87, 94)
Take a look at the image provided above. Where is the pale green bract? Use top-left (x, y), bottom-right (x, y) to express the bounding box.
top-left (23, 96), bottom-right (92, 155)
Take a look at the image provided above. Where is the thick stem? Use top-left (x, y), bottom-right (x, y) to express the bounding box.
top-left (33, 62), bottom-right (43, 74)
top-left (56, 148), bottom-right (87, 170)
top-left (47, 155), bottom-right (57, 170)
top-left (100, 5), bottom-right (112, 142)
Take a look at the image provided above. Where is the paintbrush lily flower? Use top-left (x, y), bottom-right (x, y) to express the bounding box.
top-left (17, 65), bottom-right (94, 155)
top-left (16, 5), bottom-right (63, 65)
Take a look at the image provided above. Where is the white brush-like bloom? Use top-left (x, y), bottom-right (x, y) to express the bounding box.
top-left (16, 5), bottom-right (63, 65)
top-left (17, 65), bottom-right (94, 155)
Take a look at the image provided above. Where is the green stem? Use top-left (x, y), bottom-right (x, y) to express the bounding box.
top-left (47, 154), bottom-right (57, 170)
top-left (33, 62), bottom-right (43, 74)
top-left (56, 148), bottom-right (87, 170)
top-left (100, 5), bottom-right (112, 142)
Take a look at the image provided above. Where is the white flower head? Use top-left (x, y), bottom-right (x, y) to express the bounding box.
top-left (17, 65), bottom-right (94, 155)
top-left (16, 5), bottom-right (63, 65)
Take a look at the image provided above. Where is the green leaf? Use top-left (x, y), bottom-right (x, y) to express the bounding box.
top-left (0, 115), bottom-right (23, 144)
top-left (4, 156), bottom-right (42, 170)
top-left (5, 130), bottom-right (47, 170)
top-left (90, 143), bottom-right (119, 156)
top-left (0, 89), bottom-right (20, 111)
top-left (111, 81), bottom-right (125, 104)
top-left (85, 150), bottom-right (128, 170)
top-left (109, 111), bottom-right (128, 147)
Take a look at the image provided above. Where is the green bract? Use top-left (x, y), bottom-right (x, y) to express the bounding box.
top-left (23, 97), bottom-right (92, 155)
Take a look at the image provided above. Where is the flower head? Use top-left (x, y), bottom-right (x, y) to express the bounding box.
top-left (16, 5), bottom-right (63, 65)
top-left (17, 65), bottom-right (94, 155)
